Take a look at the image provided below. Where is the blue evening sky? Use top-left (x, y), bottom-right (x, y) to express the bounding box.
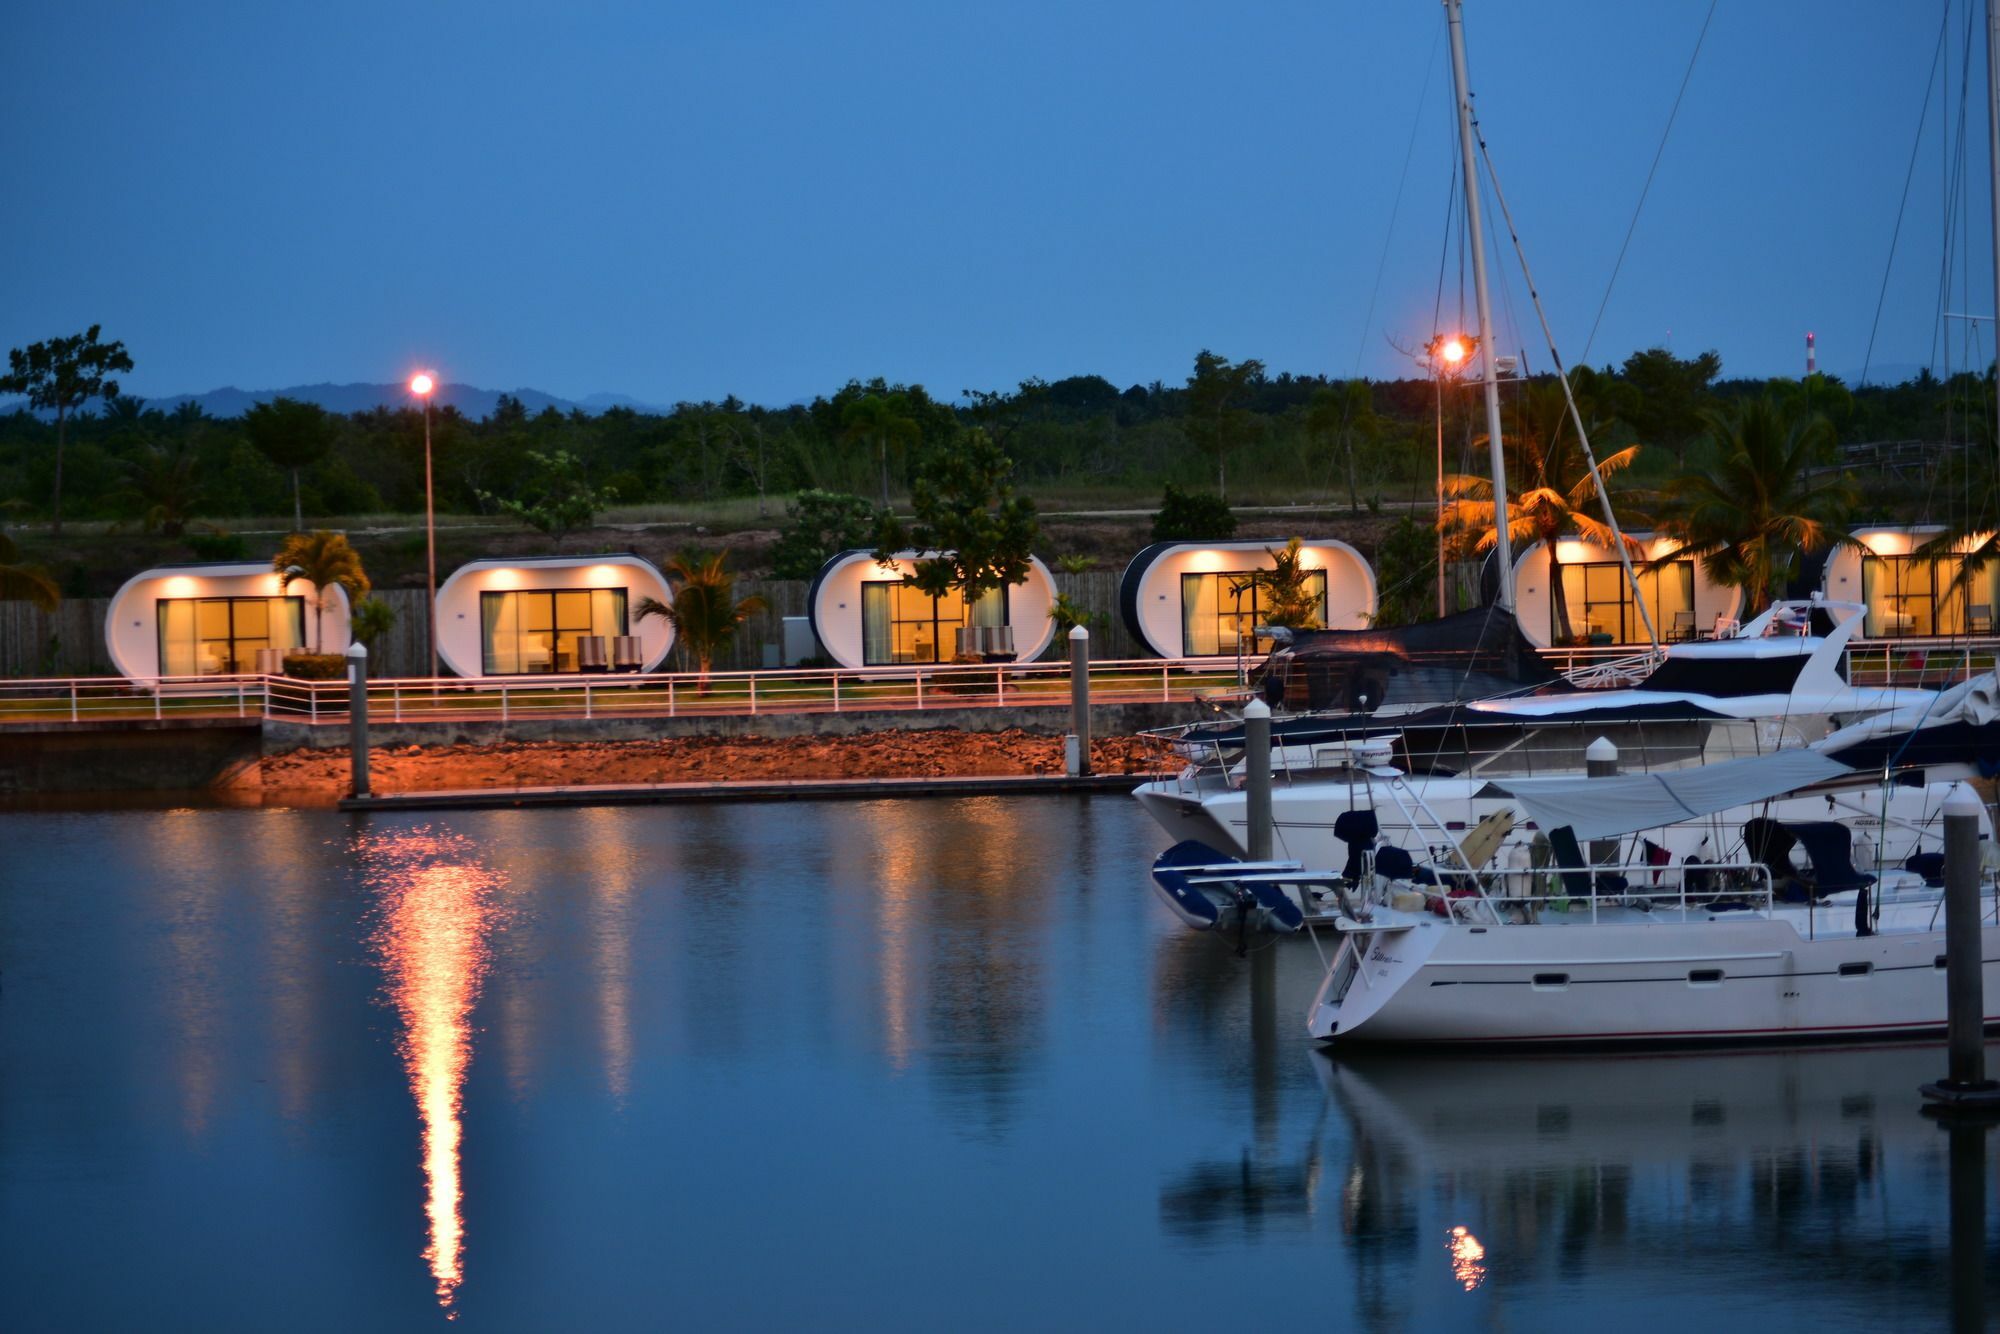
top-left (1, 1), bottom-right (1988, 405)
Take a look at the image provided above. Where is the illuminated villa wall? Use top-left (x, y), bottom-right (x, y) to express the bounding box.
top-left (1117, 539), bottom-right (1375, 659)
top-left (104, 561), bottom-right (353, 679)
top-left (432, 554), bottom-right (675, 677)
top-left (1511, 536), bottom-right (1740, 648)
top-left (1819, 525), bottom-right (2000, 638)
top-left (807, 550), bottom-right (1059, 670)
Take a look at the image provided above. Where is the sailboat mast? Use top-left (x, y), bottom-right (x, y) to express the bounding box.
top-left (1445, 0), bottom-right (1515, 611)
top-left (1986, 0), bottom-right (2000, 463)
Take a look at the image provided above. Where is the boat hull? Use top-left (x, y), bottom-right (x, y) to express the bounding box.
top-left (1309, 915), bottom-right (2000, 1046)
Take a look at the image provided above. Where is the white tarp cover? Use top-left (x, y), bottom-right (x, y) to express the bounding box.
top-left (1488, 750), bottom-right (1853, 840)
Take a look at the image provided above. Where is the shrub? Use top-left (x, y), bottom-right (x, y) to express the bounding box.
top-left (185, 530), bottom-right (248, 560)
top-left (771, 489), bottom-right (878, 579)
top-left (1151, 484), bottom-right (1236, 542)
top-left (281, 652), bottom-right (346, 680)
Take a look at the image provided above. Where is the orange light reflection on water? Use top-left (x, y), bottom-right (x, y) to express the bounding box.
top-left (362, 829), bottom-right (505, 1318)
top-left (1448, 1224), bottom-right (1487, 1291)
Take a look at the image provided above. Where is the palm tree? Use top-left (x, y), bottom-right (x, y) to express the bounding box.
top-left (1912, 412), bottom-right (2000, 611)
top-left (1254, 537), bottom-right (1325, 630)
top-left (117, 441), bottom-right (205, 537)
top-left (636, 551), bottom-right (767, 689)
top-left (1652, 396), bottom-right (1856, 618)
top-left (1438, 378), bottom-right (1648, 642)
top-left (242, 396), bottom-right (337, 532)
top-left (273, 530), bottom-right (371, 652)
top-left (0, 531), bottom-right (59, 612)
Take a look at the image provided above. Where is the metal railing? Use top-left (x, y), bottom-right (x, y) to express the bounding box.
top-left (0, 657), bottom-right (1242, 727)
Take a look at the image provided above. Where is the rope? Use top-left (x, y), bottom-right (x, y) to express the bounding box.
top-left (1860, 1), bottom-right (1950, 388)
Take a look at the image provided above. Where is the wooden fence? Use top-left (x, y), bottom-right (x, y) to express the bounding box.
top-left (0, 569), bottom-right (1140, 678)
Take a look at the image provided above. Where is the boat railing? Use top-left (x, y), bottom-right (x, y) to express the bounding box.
top-left (1377, 855), bottom-right (1778, 928)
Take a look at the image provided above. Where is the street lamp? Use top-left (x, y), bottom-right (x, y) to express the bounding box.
top-left (1424, 334), bottom-right (1477, 617)
top-left (409, 371), bottom-right (439, 681)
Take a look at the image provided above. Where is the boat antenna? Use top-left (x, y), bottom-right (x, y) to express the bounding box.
top-left (1471, 126), bottom-right (1662, 651)
top-left (1444, 0), bottom-right (1514, 612)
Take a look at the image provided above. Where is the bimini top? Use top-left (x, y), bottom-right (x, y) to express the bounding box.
top-left (432, 552), bottom-right (674, 677)
top-left (1118, 538), bottom-right (1377, 658)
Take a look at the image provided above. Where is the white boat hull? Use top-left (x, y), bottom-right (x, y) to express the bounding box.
top-left (1309, 909), bottom-right (2000, 1045)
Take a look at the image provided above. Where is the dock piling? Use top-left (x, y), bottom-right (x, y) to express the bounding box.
top-left (1922, 782), bottom-right (1999, 1109)
top-left (1067, 625), bottom-right (1090, 777)
top-left (346, 642), bottom-right (370, 801)
top-left (1245, 697), bottom-right (1272, 861)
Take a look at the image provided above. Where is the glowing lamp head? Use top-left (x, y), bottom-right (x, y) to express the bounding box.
top-left (409, 372), bottom-right (436, 398)
top-left (1439, 338), bottom-right (1468, 366)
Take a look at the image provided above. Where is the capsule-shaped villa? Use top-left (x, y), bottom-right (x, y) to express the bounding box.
top-left (1117, 539), bottom-right (1376, 658)
top-left (1818, 525), bottom-right (1998, 638)
top-left (104, 561), bottom-right (353, 679)
top-left (433, 554), bottom-right (675, 676)
top-left (807, 549), bottom-right (1059, 669)
top-left (1511, 536), bottom-right (1742, 648)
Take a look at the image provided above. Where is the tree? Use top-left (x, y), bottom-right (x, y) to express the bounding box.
top-left (0, 531), bottom-right (59, 612)
top-left (242, 396), bottom-right (337, 531)
top-left (1046, 592), bottom-right (1102, 639)
top-left (1307, 382), bottom-right (1379, 512)
top-left (116, 440), bottom-right (205, 537)
top-left (872, 428), bottom-right (1040, 633)
top-left (1619, 347), bottom-right (1721, 465)
top-left (1185, 349), bottom-right (1265, 500)
top-left (636, 551), bottom-right (767, 688)
top-left (1253, 537), bottom-right (1324, 630)
top-left (1368, 514), bottom-right (1438, 628)
top-left (1151, 484), bottom-right (1236, 541)
top-left (479, 449), bottom-right (615, 548)
top-left (349, 596), bottom-right (397, 649)
top-left (841, 392), bottom-right (922, 507)
top-left (770, 489), bottom-right (877, 579)
top-left (273, 530), bottom-right (371, 652)
top-left (1653, 397), bottom-right (1856, 616)
top-left (1440, 378), bottom-right (1649, 643)
top-left (0, 325), bottom-right (134, 535)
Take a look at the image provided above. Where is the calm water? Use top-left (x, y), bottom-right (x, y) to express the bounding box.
top-left (2, 795), bottom-right (1995, 1332)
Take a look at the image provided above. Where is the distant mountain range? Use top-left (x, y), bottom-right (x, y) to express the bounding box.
top-left (1, 381), bottom-right (672, 421)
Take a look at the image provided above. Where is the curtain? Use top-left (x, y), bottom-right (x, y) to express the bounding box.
top-left (481, 592), bottom-right (511, 674)
top-left (862, 583), bottom-right (891, 665)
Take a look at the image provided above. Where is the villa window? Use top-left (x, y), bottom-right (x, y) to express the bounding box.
top-left (1552, 560), bottom-right (1694, 645)
top-left (157, 596), bottom-right (307, 676)
top-left (480, 588), bottom-right (628, 674)
top-left (860, 580), bottom-right (1006, 665)
top-left (1180, 570), bottom-right (1327, 657)
top-left (1859, 554), bottom-right (1989, 637)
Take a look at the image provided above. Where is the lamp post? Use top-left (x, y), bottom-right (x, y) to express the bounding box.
top-left (409, 372), bottom-right (439, 681)
top-left (1426, 334), bottom-right (1473, 617)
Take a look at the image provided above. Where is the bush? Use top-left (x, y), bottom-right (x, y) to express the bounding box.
top-left (1151, 484), bottom-right (1236, 542)
top-left (771, 489), bottom-right (879, 579)
top-left (281, 652), bottom-right (346, 680)
top-left (185, 530), bottom-right (248, 560)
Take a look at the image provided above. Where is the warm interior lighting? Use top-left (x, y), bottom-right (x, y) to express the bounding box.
top-left (409, 372), bottom-right (437, 397)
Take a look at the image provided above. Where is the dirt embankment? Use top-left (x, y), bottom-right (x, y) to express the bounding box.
top-left (249, 728), bottom-right (1175, 799)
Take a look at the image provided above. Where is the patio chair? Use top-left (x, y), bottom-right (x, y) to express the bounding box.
top-left (1969, 604), bottom-right (1993, 636)
top-left (1668, 610), bottom-right (1695, 642)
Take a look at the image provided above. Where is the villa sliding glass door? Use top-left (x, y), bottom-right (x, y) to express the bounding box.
top-left (156, 596), bottom-right (307, 676)
top-left (480, 588), bottom-right (628, 674)
top-left (859, 581), bottom-right (1006, 665)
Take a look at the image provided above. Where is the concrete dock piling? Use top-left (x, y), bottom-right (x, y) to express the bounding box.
top-left (1067, 625), bottom-right (1090, 778)
top-left (347, 642), bottom-right (370, 800)
top-left (1244, 697), bottom-right (1272, 861)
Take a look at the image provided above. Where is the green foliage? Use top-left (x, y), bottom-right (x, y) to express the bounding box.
top-left (0, 530), bottom-right (59, 612)
top-left (1619, 347), bottom-right (1722, 463)
top-left (1185, 349), bottom-right (1265, 500)
top-left (636, 550), bottom-right (767, 684)
top-left (349, 596), bottom-right (397, 649)
top-left (1054, 553), bottom-right (1095, 574)
top-left (1253, 537), bottom-right (1324, 630)
top-left (1150, 484), bottom-right (1236, 541)
top-left (0, 324), bottom-right (134, 534)
top-left (1369, 515), bottom-right (1438, 628)
top-left (184, 530), bottom-right (248, 560)
top-left (480, 449), bottom-right (615, 547)
top-left (274, 529), bottom-right (371, 652)
top-left (770, 489), bottom-right (876, 580)
top-left (1653, 396), bottom-right (1856, 613)
top-left (242, 396), bottom-right (338, 530)
top-left (1307, 381), bottom-right (1380, 511)
top-left (873, 428), bottom-right (1040, 608)
top-left (280, 652), bottom-right (346, 680)
top-left (1047, 591), bottom-right (1103, 638)
top-left (115, 440), bottom-right (205, 537)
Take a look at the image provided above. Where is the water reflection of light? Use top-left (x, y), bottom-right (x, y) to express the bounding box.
top-left (580, 808), bottom-right (635, 1101)
top-left (1448, 1225), bottom-right (1487, 1291)
top-left (363, 828), bottom-right (505, 1318)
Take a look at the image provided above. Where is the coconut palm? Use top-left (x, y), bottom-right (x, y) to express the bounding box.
top-left (1912, 412), bottom-right (2000, 608)
top-left (273, 530), bottom-right (371, 651)
top-left (1438, 377), bottom-right (1648, 642)
top-left (636, 551), bottom-right (767, 689)
top-left (1652, 396), bottom-right (1856, 617)
top-left (1254, 537), bottom-right (1325, 630)
top-left (0, 531), bottom-right (59, 612)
